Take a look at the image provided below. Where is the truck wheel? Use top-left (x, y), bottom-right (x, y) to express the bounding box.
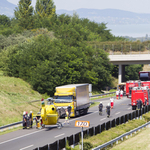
top-left (84, 109), bottom-right (88, 114)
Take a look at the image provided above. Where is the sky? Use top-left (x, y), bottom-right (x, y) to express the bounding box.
top-left (7, 0), bottom-right (150, 14)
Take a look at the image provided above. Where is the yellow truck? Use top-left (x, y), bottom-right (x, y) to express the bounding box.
top-left (53, 83), bottom-right (90, 117)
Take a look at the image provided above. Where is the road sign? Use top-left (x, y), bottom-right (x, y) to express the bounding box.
top-left (75, 120), bottom-right (90, 128)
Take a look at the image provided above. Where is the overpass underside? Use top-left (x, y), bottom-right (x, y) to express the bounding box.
top-left (109, 54), bottom-right (150, 83)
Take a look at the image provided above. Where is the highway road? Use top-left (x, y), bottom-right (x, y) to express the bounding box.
top-left (0, 96), bottom-right (133, 150)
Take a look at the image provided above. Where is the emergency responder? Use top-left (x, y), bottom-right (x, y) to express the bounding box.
top-left (116, 90), bottom-right (119, 100)
top-left (67, 105), bottom-right (72, 118)
top-left (98, 102), bottom-right (103, 115)
top-left (139, 99), bottom-right (142, 110)
top-left (136, 99), bottom-right (141, 110)
top-left (29, 111), bottom-right (33, 128)
top-left (120, 89), bottom-right (123, 99)
top-left (110, 97), bottom-right (114, 109)
top-left (145, 98), bottom-right (148, 106)
top-left (23, 111), bottom-right (26, 129)
top-left (64, 109), bottom-right (70, 125)
top-left (106, 103), bottom-right (111, 118)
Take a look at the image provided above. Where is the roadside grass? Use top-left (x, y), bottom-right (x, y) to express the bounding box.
top-left (72, 116), bottom-right (149, 150)
top-left (90, 102), bottom-right (100, 108)
top-left (0, 71), bottom-right (43, 126)
top-left (111, 127), bottom-right (150, 150)
top-left (90, 93), bottom-right (116, 101)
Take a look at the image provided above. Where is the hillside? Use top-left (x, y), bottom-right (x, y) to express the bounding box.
top-left (0, 71), bottom-right (42, 126)
top-left (56, 8), bottom-right (150, 25)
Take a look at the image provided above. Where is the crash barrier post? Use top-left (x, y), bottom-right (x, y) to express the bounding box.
top-left (116, 117), bottom-right (119, 126)
top-left (121, 116), bottom-right (125, 124)
top-left (111, 119), bottom-right (115, 128)
top-left (139, 109), bottom-right (141, 116)
top-left (67, 135), bottom-right (73, 146)
top-left (101, 123), bottom-right (105, 132)
top-left (83, 130), bottom-right (88, 138)
top-left (142, 107), bottom-right (145, 114)
top-left (59, 138), bottom-right (66, 150)
top-left (125, 114), bottom-right (128, 122)
top-left (146, 105), bottom-right (148, 113)
top-left (148, 105), bottom-right (150, 111)
top-left (89, 127), bottom-right (94, 136)
top-left (49, 141), bottom-right (57, 150)
top-left (106, 121), bottom-right (110, 130)
top-left (128, 113), bottom-right (132, 120)
top-left (95, 125), bottom-right (100, 135)
top-left (136, 110), bottom-right (139, 118)
top-left (39, 144), bottom-right (48, 150)
top-left (75, 132), bottom-right (80, 144)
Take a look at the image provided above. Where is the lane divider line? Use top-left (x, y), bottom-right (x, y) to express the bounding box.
top-left (115, 112), bottom-right (120, 115)
top-left (20, 145), bottom-right (33, 150)
top-left (100, 118), bottom-right (106, 121)
top-left (0, 130), bottom-right (43, 145)
top-left (55, 133), bottom-right (65, 138)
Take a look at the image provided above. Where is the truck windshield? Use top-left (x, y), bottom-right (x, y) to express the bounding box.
top-left (54, 96), bottom-right (73, 103)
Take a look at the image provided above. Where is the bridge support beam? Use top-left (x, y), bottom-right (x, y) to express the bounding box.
top-left (118, 64), bottom-right (122, 84)
top-left (118, 64), bottom-right (125, 83)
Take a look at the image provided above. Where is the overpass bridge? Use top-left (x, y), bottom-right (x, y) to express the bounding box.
top-left (109, 54), bottom-right (150, 83)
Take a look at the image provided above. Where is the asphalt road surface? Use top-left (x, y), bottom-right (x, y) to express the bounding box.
top-left (0, 96), bottom-right (133, 150)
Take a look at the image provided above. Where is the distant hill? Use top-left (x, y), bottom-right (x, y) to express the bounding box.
top-left (1, 0), bottom-right (150, 25)
top-left (56, 8), bottom-right (150, 25)
top-left (0, 0), bottom-right (17, 17)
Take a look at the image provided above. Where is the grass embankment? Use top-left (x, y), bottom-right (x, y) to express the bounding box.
top-left (0, 71), bottom-right (42, 126)
top-left (70, 112), bottom-right (150, 150)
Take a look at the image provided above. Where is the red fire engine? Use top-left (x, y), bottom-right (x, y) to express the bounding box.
top-left (131, 86), bottom-right (149, 110)
top-left (126, 81), bottom-right (139, 98)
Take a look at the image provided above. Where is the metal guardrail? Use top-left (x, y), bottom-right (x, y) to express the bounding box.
top-left (92, 121), bottom-right (150, 150)
top-left (90, 92), bottom-right (115, 98)
top-left (0, 92), bottom-right (115, 131)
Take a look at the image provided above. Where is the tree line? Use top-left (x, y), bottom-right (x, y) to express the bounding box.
top-left (0, 0), bottom-right (143, 95)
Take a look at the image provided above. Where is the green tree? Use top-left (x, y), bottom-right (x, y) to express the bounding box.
top-left (35, 0), bottom-right (56, 18)
top-left (14, 0), bottom-right (33, 29)
top-left (0, 15), bottom-right (11, 26)
top-left (125, 64), bottom-right (143, 81)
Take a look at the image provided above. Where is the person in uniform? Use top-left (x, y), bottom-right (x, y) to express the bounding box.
top-left (98, 102), bottom-right (103, 115)
top-left (110, 97), bottom-right (114, 109)
top-left (116, 90), bottom-right (119, 100)
top-left (23, 111), bottom-right (26, 129)
top-left (136, 99), bottom-right (141, 110)
top-left (120, 90), bottom-right (123, 99)
top-left (64, 109), bottom-right (70, 125)
top-left (106, 103), bottom-right (111, 118)
top-left (67, 105), bottom-right (72, 119)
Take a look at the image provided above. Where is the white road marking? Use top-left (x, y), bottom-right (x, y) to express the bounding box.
top-left (55, 133), bottom-right (64, 138)
top-left (20, 145), bottom-right (33, 150)
top-left (100, 118), bottom-right (106, 121)
top-left (115, 112), bottom-right (120, 115)
top-left (0, 130), bottom-right (43, 145)
top-left (128, 107), bottom-right (131, 109)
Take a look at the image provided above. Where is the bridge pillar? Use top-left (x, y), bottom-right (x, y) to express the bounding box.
top-left (122, 65), bottom-right (125, 82)
top-left (118, 64), bottom-right (125, 83)
top-left (118, 64), bottom-right (122, 84)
